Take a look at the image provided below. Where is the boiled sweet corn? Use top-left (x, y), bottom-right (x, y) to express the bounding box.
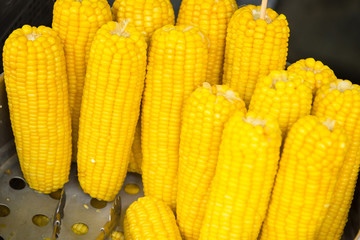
top-left (2, 25), bottom-right (71, 193)
top-left (249, 70), bottom-right (312, 137)
top-left (261, 115), bottom-right (348, 240)
top-left (112, 0), bottom-right (175, 41)
top-left (287, 58), bottom-right (337, 94)
top-left (312, 80), bottom-right (360, 239)
top-left (124, 196), bottom-right (182, 239)
top-left (52, 0), bottom-right (112, 160)
top-left (177, 83), bottom-right (246, 240)
top-left (223, 5), bottom-right (289, 105)
top-left (176, 0), bottom-right (237, 84)
top-left (199, 111), bottom-right (282, 239)
top-left (77, 21), bottom-right (147, 201)
top-left (141, 25), bottom-right (208, 210)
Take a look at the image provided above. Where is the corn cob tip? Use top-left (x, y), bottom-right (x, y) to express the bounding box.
top-left (243, 116), bottom-right (267, 127)
top-left (202, 81), bottom-right (212, 89)
top-left (251, 6), bottom-right (274, 23)
top-left (25, 32), bottom-right (41, 40)
top-left (202, 82), bottom-right (244, 104)
top-left (322, 119), bottom-right (336, 131)
top-left (287, 58), bottom-right (337, 93)
top-left (110, 20), bottom-right (131, 37)
top-left (330, 80), bottom-right (354, 92)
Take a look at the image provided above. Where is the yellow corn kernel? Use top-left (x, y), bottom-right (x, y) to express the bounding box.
top-left (223, 5), bottom-right (289, 105)
top-left (2, 25), bottom-right (71, 193)
top-left (128, 119), bottom-right (142, 174)
top-left (261, 115), bottom-right (348, 240)
top-left (111, 231), bottom-right (124, 240)
top-left (199, 111), bottom-right (282, 239)
top-left (77, 21), bottom-right (147, 201)
top-left (141, 25), bottom-right (208, 210)
top-left (52, 0), bottom-right (112, 161)
top-left (287, 58), bottom-right (337, 94)
top-left (72, 223), bottom-right (88, 235)
top-left (113, 0), bottom-right (175, 41)
top-left (176, 0), bottom-right (237, 85)
top-left (312, 80), bottom-right (360, 239)
top-left (124, 197), bottom-right (182, 239)
top-left (177, 83), bottom-right (246, 240)
top-left (124, 183), bottom-right (140, 195)
top-left (249, 70), bottom-right (312, 137)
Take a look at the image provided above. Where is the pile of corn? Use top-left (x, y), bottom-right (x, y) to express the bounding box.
top-left (2, 0), bottom-right (359, 239)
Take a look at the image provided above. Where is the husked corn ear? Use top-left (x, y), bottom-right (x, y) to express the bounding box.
top-left (312, 80), bottom-right (360, 239)
top-left (223, 5), bottom-right (289, 105)
top-left (77, 21), bottom-right (147, 201)
top-left (113, 0), bottom-right (175, 41)
top-left (52, 0), bottom-right (112, 160)
top-left (141, 25), bottom-right (208, 210)
top-left (128, 119), bottom-right (142, 174)
top-left (124, 197), bottom-right (182, 240)
top-left (199, 111), bottom-right (282, 239)
top-left (261, 115), bottom-right (348, 240)
top-left (287, 58), bottom-right (337, 94)
top-left (2, 25), bottom-right (71, 193)
top-left (249, 70), bottom-right (312, 136)
top-left (177, 0), bottom-right (237, 84)
top-left (177, 83), bottom-right (246, 240)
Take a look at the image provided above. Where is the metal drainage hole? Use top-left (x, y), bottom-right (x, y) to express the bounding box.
top-left (124, 183), bottom-right (140, 195)
top-left (0, 204), bottom-right (10, 217)
top-left (9, 177), bottom-right (26, 190)
top-left (49, 189), bottom-right (62, 200)
top-left (72, 223), bottom-right (88, 235)
top-left (90, 198), bottom-right (107, 209)
top-left (32, 214), bottom-right (49, 227)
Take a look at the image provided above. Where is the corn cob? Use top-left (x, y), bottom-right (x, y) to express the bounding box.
top-left (176, 0), bottom-right (237, 85)
top-left (223, 5), bottom-right (289, 105)
top-left (176, 83), bottom-right (246, 240)
top-left (112, 0), bottom-right (175, 173)
top-left (287, 58), bottom-right (337, 94)
top-left (249, 70), bottom-right (312, 137)
top-left (2, 25), bottom-right (71, 193)
top-left (124, 197), bottom-right (182, 240)
top-left (128, 119), bottom-right (142, 174)
top-left (112, 0), bottom-right (175, 42)
top-left (141, 25), bottom-right (208, 210)
top-left (199, 111), bottom-right (282, 239)
top-left (312, 80), bottom-right (360, 239)
top-left (77, 21), bottom-right (147, 201)
top-left (260, 115), bottom-right (348, 240)
top-left (52, 0), bottom-right (112, 161)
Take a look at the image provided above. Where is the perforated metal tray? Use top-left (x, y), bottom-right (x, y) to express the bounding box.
top-left (0, 141), bottom-right (144, 240)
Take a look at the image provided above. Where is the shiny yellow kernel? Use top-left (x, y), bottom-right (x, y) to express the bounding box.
top-left (124, 184), bottom-right (140, 195)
